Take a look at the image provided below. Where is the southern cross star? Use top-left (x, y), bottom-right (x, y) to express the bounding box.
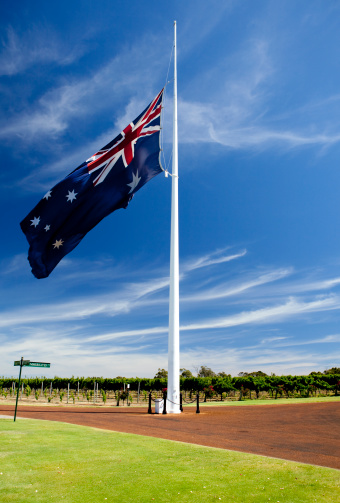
top-left (44, 225), bottom-right (51, 232)
top-left (53, 239), bottom-right (64, 249)
top-left (127, 170), bottom-right (141, 194)
top-left (66, 190), bottom-right (77, 202)
top-left (30, 216), bottom-right (40, 227)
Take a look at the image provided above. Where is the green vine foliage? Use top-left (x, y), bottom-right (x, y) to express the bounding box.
top-left (1, 374), bottom-right (339, 398)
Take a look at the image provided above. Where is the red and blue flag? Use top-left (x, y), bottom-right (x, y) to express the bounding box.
top-left (21, 89), bottom-right (164, 278)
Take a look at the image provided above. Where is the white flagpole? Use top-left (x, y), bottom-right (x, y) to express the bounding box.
top-left (167, 20), bottom-right (180, 414)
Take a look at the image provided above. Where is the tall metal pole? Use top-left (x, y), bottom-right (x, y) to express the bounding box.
top-left (167, 20), bottom-right (180, 414)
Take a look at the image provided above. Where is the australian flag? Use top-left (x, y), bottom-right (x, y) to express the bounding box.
top-left (21, 89), bottom-right (164, 279)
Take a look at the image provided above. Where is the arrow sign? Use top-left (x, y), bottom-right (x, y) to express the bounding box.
top-left (14, 361), bottom-right (50, 368)
top-left (27, 362), bottom-right (50, 368)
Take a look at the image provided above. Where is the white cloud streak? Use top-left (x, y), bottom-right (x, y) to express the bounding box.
top-left (2, 244), bottom-right (340, 377)
top-left (181, 295), bottom-right (340, 332)
top-left (182, 268), bottom-right (292, 302)
top-left (0, 37), bottom-right (165, 142)
top-left (2, 331), bottom-right (339, 378)
top-left (184, 249), bottom-right (247, 271)
top-left (177, 34), bottom-right (340, 151)
top-left (0, 25), bottom-right (85, 76)
top-left (0, 276), bottom-right (169, 328)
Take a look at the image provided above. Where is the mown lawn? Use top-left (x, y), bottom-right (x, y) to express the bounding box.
top-left (0, 418), bottom-right (339, 502)
top-left (193, 395), bottom-right (340, 406)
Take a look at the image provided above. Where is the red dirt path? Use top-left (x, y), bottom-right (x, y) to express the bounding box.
top-left (1, 401), bottom-right (339, 470)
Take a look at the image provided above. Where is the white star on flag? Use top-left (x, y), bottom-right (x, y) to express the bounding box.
top-left (44, 225), bottom-right (50, 232)
top-left (53, 239), bottom-right (64, 249)
top-left (127, 170), bottom-right (141, 194)
top-left (30, 216), bottom-right (40, 227)
top-left (44, 190), bottom-right (52, 200)
top-left (66, 190), bottom-right (77, 202)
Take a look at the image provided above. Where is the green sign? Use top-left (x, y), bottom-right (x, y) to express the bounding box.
top-left (14, 360), bottom-right (30, 366)
top-left (28, 362), bottom-right (50, 368)
top-left (14, 360), bottom-right (50, 368)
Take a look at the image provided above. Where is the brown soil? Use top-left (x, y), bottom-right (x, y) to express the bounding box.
top-left (1, 401), bottom-right (339, 470)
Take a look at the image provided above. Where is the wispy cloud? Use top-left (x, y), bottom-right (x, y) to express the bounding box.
top-left (182, 268), bottom-right (292, 302)
top-left (260, 333), bottom-right (340, 348)
top-left (179, 96), bottom-right (340, 150)
top-left (87, 326), bottom-right (168, 343)
top-left (0, 254), bottom-right (28, 275)
top-left (0, 276), bottom-right (169, 328)
top-left (0, 25), bottom-right (86, 76)
top-left (178, 33), bottom-right (340, 151)
top-left (290, 277), bottom-right (340, 293)
top-left (183, 248), bottom-right (247, 272)
top-left (3, 330), bottom-right (339, 378)
top-left (179, 345), bottom-right (340, 376)
top-left (181, 295), bottom-right (340, 332)
top-left (0, 36), bottom-right (166, 143)
top-left (2, 243), bottom-right (340, 377)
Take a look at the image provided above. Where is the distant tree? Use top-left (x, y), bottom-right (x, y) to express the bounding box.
top-left (248, 371), bottom-right (268, 377)
top-left (197, 366), bottom-right (216, 378)
top-left (180, 368), bottom-right (193, 378)
top-left (238, 372), bottom-right (249, 377)
top-left (324, 367), bottom-right (340, 375)
top-left (154, 368), bottom-right (168, 379)
top-left (217, 372), bottom-right (231, 378)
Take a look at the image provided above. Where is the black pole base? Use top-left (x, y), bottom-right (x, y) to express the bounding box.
top-left (148, 392), bottom-right (152, 414)
top-left (162, 392), bottom-right (167, 414)
top-left (196, 393), bottom-right (200, 414)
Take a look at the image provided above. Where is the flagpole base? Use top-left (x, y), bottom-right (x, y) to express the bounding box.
top-left (166, 400), bottom-right (181, 414)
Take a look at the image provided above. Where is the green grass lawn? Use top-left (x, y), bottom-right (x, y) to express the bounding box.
top-left (191, 395), bottom-right (340, 407)
top-left (0, 418), bottom-right (339, 503)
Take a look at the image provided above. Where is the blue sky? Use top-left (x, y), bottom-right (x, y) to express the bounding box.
top-left (1, 0), bottom-right (340, 378)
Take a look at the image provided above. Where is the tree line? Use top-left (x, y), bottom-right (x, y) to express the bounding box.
top-left (1, 368), bottom-right (339, 398)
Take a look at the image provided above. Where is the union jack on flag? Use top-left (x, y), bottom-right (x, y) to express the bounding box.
top-left (87, 89), bottom-right (163, 186)
top-left (20, 89), bottom-right (164, 279)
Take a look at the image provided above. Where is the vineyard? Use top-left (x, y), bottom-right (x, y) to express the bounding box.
top-left (0, 374), bottom-right (339, 405)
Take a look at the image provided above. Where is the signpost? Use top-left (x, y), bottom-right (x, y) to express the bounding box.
top-left (13, 358), bottom-right (51, 422)
top-left (14, 361), bottom-right (50, 368)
